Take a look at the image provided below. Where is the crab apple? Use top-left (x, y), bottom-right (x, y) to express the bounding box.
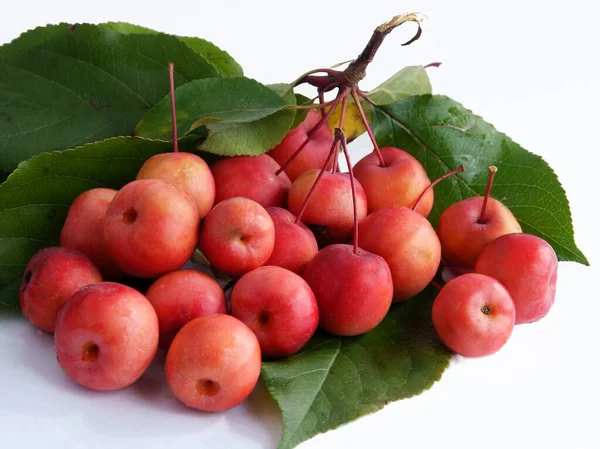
top-left (145, 270), bottom-right (227, 350)
top-left (230, 266), bottom-right (318, 358)
top-left (136, 152), bottom-right (215, 219)
top-left (268, 109), bottom-right (334, 181)
top-left (60, 188), bottom-right (123, 279)
top-left (303, 244), bottom-right (393, 336)
top-left (265, 207), bottom-right (318, 274)
top-left (288, 170), bottom-right (367, 243)
top-left (166, 314), bottom-right (261, 412)
top-left (20, 247), bottom-right (102, 333)
top-left (210, 154), bottom-right (291, 208)
top-left (54, 282), bottom-right (159, 390)
top-left (104, 179), bottom-right (200, 278)
top-left (432, 273), bottom-right (515, 357)
top-left (475, 233), bottom-right (558, 324)
top-left (359, 207), bottom-right (441, 301)
top-left (200, 197), bottom-right (275, 276)
top-left (353, 147), bottom-right (433, 216)
top-left (437, 167), bottom-right (522, 269)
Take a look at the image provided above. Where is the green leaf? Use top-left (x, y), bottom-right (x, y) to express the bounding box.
top-left (100, 22), bottom-right (243, 77)
top-left (291, 93), bottom-right (312, 130)
top-left (372, 94), bottom-right (588, 265)
top-left (262, 287), bottom-right (451, 449)
top-left (0, 136), bottom-right (195, 310)
top-left (135, 77), bottom-right (295, 156)
top-left (0, 23), bottom-right (220, 172)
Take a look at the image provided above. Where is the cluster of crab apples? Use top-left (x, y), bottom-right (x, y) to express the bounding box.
top-left (18, 62), bottom-right (558, 413)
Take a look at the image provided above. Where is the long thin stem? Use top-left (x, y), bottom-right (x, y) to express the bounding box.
top-left (318, 91), bottom-right (326, 118)
top-left (168, 62), bottom-right (178, 153)
top-left (351, 88), bottom-right (385, 166)
top-left (331, 94), bottom-right (348, 174)
top-left (276, 89), bottom-right (348, 176)
top-left (478, 166), bottom-right (498, 224)
top-left (412, 165), bottom-right (466, 212)
top-left (294, 135), bottom-right (340, 225)
top-left (338, 130), bottom-right (359, 254)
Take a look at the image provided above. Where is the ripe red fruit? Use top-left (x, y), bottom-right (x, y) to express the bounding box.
top-left (359, 207), bottom-right (441, 301)
top-left (20, 247), bottom-right (102, 333)
top-left (230, 266), bottom-right (318, 358)
top-left (353, 147), bottom-right (433, 216)
top-left (475, 233), bottom-right (558, 324)
top-left (145, 270), bottom-right (227, 350)
top-left (200, 197), bottom-right (275, 276)
top-left (437, 167), bottom-right (522, 268)
top-left (166, 314), bottom-right (261, 412)
top-left (303, 244), bottom-right (393, 336)
top-left (288, 170), bottom-right (367, 243)
top-left (136, 152), bottom-right (215, 219)
top-left (211, 154), bottom-right (292, 208)
top-left (268, 110), bottom-right (334, 181)
top-left (60, 188), bottom-right (123, 279)
top-left (103, 179), bottom-right (200, 278)
top-left (54, 282), bottom-right (159, 390)
top-left (432, 273), bottom-right (515, 357)
top-left (265, 207), bottom-right (318, 274)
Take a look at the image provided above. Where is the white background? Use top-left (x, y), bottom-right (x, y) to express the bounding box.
top-left (1, 1), bottom-right (599, 448)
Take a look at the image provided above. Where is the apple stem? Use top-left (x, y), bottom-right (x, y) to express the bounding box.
top-left (276, 89), bottom-right (348, 176)
top-left (430, 281), bottom-right (443, 291)
top-left (168, 62), bottom-right (179, 153)
top-left (318, 91), bottom-right (326, 118)
top-left (412, 165), bottom-right (466, 212)
top-left (351, 88), bottom-right (386, 167)
top-left (294, 134), bottom-right (341, 225)
top-left (478, 166), bottom-right (498, 224)
top-left (331, 94), bottom-right (349, 174)
top-left (423, 61), bottom-right (442, 69)
top-left (338, 130), bottom-right (359, 254)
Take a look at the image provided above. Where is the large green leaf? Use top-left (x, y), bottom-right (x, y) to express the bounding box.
top-left (100, 22), bottom-right (243, 77)
top-left (0, 136), bottom-right (196, 309)
top-left (0, 23), bottom-right (220, 172)
top-left (135, 78), bottom-right (295, 156)
top-left (262, 287), bottom-right (450, 449)
top-left (371, 94), bottom-right (588, 265)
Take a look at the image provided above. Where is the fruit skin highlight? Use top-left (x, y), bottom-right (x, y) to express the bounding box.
top-left (103, 179), bottom-right (200, 278)
top-left (475, 233), bottom-right (558, 324)
top-left (359, 207), bottom-right (441, 301)
top-left (265, 207), bottom-right (318, 275)
top-left (145, 270), bottom-right (227, 350)
top-left (54, 282), bottom-right (159, 390)
top-left (230, 266), bottom-right (318, 358)
top-left (268, 109), bottom-right (334, 181)
top-left (303, 244), bottom-right (393, 336)
top-left (60, 188), bottom-right (123, 279)
top-left (20, 247), bottom-right (102, 333)
top-left (166, 314), bottom-right (261, 412)
top-left (353, 147), bottom-right (433, 216)
top-left (200, 197), bottom-right (275, 276)
top-left (211, 154), bottom-right (291, 208)
top-left (432, 273), bottom-right (515, 357)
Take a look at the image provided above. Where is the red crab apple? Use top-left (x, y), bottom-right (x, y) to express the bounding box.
top-left (265, 207), bottom-right (318, 274)
top-left (104, 179), bottom-right (200, 278)
top-left (359, 207), bottom-right (441, 301)
top-left (60, 188), bottom-right (123, 279)
top-left (437, 166), bottom-right (522, 269)
top-left (54, 282), bottom-right (159, 390)
top-left (432, 273), bottom-right (515, 357)
top-left (20, 247), bottom-right (102, 333)
top-left (199, 197), bottom-right (275, 276)
top-left (145, 270), bottom-right (227, 350)
top-left (211, 154), bottom-right (291, 208)
top-left (303, 244), bottom-right (393, 336)
top-left (353, 147), bottom-right (433, 216)
top-left (166, 314), bottom-right (261, 412)
top-left (475, 233), bottom-right (558, 324)
top-left (230, 266), bottom-right (318, 358)
top-left (268, 109), bottom-right (334, 181)
top-left (288, 170), bottom-right (367, 243)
